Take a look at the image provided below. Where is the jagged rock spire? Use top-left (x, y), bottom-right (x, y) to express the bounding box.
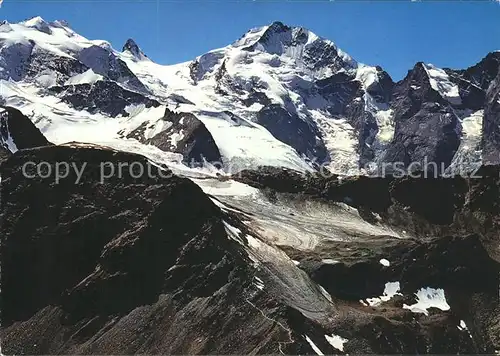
top-left (122, 38), bottom-right (148, 61)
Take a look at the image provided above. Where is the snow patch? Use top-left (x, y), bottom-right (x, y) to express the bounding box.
top-left (321, 259), bottom-right (340, 265)
top-left (64, 69), bottom-right (104, 85)
top-left (447, 110), bottom-right (484, 174)
top-left (305, 335), bottom-right (324, 356)
top-left (195, 178), bottom-right (261, 198)
top-left (457, 320), bottom-right (473, 338)
top-left (461, 109), bottom-right (483, 141)
top-left (318, 285), bottom-right (333, 302)
top-left (170, 130), bottom-right (184, 148)
top-left (34, 71), bottom-right (58, 87)
top-left (223, 221), bottom-right (242, 242)
top-left (379, 258), bottom-right (390, 267)
top-left (374, 108), bottom-right (395, 143)
top-left (0, 110), bottom-right (18, 153)
top-left (310, 111), bottom-right (360, 175)
top-left (325, 334), bottom-right (348, 352)
top-left (403, 287), bottom-right (451, 315)
top-left (423, 64), bottom-right (462, 105)
top-left (254, 276), bottom-right (265, 290)
top-left (356, 65), bottom-right (378, 90)
top-left (365, 281), bottom-right (401, 306)
top-left (457, 320), bottom-right (468, 331)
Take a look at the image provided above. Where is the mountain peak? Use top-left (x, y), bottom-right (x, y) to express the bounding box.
top-left (233, 21), bottom-right (357, 75)
top-left (23, 16), bottom-right (45, 24)
top-left (21, 16), bottom-right (52, 34)
top-left (50, 20), bottom-right (71, 29)
top-left (267, 21), bottom-right (290, 32)
top-left (122, 38), bottom-right (148, 61)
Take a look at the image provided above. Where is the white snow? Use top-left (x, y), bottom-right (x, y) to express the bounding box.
top-left (193, 111), bottom-right (313, 173)
top-left (318, 285), bottom-right (333, 302)
top-left (195, 179), bottom-right (261, 198)
top-left (223, 221), bottom-right (242, 242)
top-left (170, 130), bottom-right (184, 148)
top-left (457, 320), bottom-right (473, 338)
top-left (0, 17), bottom-right (420, 178)
top-left (356, 65), bottom-right (378, 89)
top-left (457, 320), bottom-right (468, 331)
top-left (34, 70), bottom-right (57, 87)
top-left (23, 16), bottom-right (52, 35)
top-left (379, 258), bottom-right (390, 267)
top-left (461, 109), bottom-right (483, 141)
top-left (403, 287), bottom-right (451, 315)
top-left (374, 107), bottom-right (395, 143)
top-left (365, 281), bottom-right (401, 306)
top-left (254, 276), bottom-right (265, 290)
top-left (321, 259), bottom-right (340, 265)
top-left (325, 334), bottom-right (348, 352)
top-left (3, 129), bottom-right (17, 153)
top-left (447, 109), bottom-right (484, 174)
top-left (305, 335), bottom-right (324, 356)
top-left (64, 69), bottom-right (103, 85)
top-left (0, 109), bottom-right (18, 153)
top-left (311, 111), bottom-right (360, 175)
top-left (423, 64), bottom-right (462, 105)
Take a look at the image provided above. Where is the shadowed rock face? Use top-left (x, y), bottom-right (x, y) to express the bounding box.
top-left (49, 81), bottom-right (161, 117)
top-left (0, 146), bottom-right (287, 354)
top-left (0, 105), bottom-right (51, 165)
top-left (78, 45), bottom-right (148, 93)
top-left (148, 108), bottom-right (222, 165)
top-left (379, 54), bottom-right (500, 174)
top-left (483, 70), bottom-right (500, 165)
top-left (122, 39), bottom-right (148, 61)
top-left (1, 145), bottom-right (338, 355)
top-left (381, 63), bottom-right (460, 174)
top-left (446, 51), bottom-right (500, 110)
top-left (382, 102), bottom-right (461, 175)
top-left (124, 108), bottom-right (222, 165)
top-left (25, 50), bottom-right (90, 85)
top-left (256, 104), bottom-right (328, 162)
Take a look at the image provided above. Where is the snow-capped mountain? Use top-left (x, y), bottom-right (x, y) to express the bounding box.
top-left (0, 17), bottom-right (499, 175)
top-left (1, 17), bottom-right (500, 355)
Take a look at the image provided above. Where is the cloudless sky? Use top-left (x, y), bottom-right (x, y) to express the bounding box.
top-left (1, 0), bottom-right (500, 80)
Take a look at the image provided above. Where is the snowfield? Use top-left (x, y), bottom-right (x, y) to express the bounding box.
top-left (0, 17), bottom-right (386, 175)
top-left (0, 16), bottom-right (494, 178)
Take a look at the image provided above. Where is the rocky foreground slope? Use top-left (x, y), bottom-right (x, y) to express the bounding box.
top-left (1, 109), bottom-right (499, 355)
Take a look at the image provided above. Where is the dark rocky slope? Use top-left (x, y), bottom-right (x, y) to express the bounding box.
top-left (1, 145), bottom-right (499, 354)
top-left (49, 81), bottom-right (161, 118)
top-left (0, 146), bottom-right (309, 354)
top-left (0, 106), bottom-right (52, 152)
top-left (483, 69), bottom-right (500, 165)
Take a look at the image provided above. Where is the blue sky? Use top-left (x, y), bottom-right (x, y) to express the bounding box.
top-left (2, 0), bottom-right (500, 80)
